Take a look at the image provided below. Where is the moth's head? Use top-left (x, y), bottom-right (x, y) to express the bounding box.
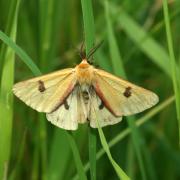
top-left (78, 59), bottom-right (91, 69)
top-left (75, 58), bottom-right (94, 85)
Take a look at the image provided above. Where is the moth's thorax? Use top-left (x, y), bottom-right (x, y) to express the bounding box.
top-left (75, 59), bottom-right (94, 85)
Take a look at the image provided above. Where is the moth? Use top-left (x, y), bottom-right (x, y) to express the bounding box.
top-left (13, 47), bottom-right (159, 130)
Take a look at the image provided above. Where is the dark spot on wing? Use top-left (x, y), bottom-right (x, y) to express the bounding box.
top-left (99, 101), bottom-right (104, 110)
top-left (38, 80), bottom-right (46, 92)
top-left (123, 86), bottom-right (132, 98)
top-left (64, 100), bottom-right (69, 110)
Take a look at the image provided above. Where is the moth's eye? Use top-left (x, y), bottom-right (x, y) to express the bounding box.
top-left (38, 80), bottom-right (46, 92)
top-left (123, 86), bottom-right (132, 98)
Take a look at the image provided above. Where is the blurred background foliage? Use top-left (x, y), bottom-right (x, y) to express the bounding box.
top-left (0, 0), bottom-right (180, 179)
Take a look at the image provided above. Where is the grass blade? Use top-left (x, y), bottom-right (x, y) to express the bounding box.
top-left (9, 130), bottom-right (27, 180)
top-left (97, 130), bottom-right (130, 180)
top-left (88, 128), bottom-right (96, 180)
top-left (66, 133), bottom-right (87, 180)
top-left (81, 0), bottom-right (96, 179)
top-left (105, 1), bottom-right (147, 179)
top-left (95, 116), bottom-right (130, 180)
top-left (162, 0), bottom-right (180, 144)
top-left (81, 0), bottom-right (95, 51)
top-left (105, 1), bottom-right (125, 77)
top-left (48, 129), bottom-right (71, 180)
top-left (115, 9), bottom-right (171, 77)
top-left (0, 31), bottom-right (41, 76)
top-left (0, 0), bottom-right (20, 179)
top-left (0, 0), bottom-right (20, 81)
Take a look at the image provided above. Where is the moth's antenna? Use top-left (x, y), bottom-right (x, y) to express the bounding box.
top-left (86, 40), bottom-right (104, 60)
top-left (79, 39), bottom-right (86, 59)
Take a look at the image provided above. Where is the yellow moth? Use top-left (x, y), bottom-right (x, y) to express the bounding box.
top-left (13, 51), bottom-right (159, 130)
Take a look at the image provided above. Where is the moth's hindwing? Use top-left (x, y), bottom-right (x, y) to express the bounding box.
top-left (89, 91), bottom-right (122, 128)
top-left (47, 86), bottom-right (122, 130)
top-left (46, 88), bottom-right (78, 130)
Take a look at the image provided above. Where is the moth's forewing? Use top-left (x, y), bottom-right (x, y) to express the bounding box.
top-left (93, 69), bottom-right (159, 116)
top-left (13, 68), bottom-right (76, 113)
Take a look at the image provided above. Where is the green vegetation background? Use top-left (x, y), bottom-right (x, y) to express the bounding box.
top-left (0, 0), bottom-right (180, 180)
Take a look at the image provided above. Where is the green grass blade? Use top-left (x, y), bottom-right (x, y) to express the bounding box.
top-left (48, 129), bottom-right (71, 180)
top-left (81, 0), bottom-right (96, 179)
top-left (105, 0), bottom-right (125, 77)
top-left (126, 120), bottom-right (147, 180)
top-left (38, 114), bottom-right (47, 180)
top-left (0, 31), bottom-right (41, 76)
top-left (95, 117), bottom-right (130, 180)
top-left (126, 139), bottom-right (135, 178)
top-left (31, 142), bottom-right (40, 180)
top-left (9, 130), bottom-right (27, 180)
top-left (66, 133), bottom-right (87, 180)
top-left (115, 9), bottom-right (171, 77)
top-left (88, 128), bottom-right (96, 180)
top-left (0, 0), bottom-right (20, 81)
top-left (98, 130), bottom-right (130, 180)
top-left (105, 1), bottom-right (147, 179)
top-left (81, 0), bottom-right (95, 51)
top-left (0, 0), bottom-right (20, 179)
top-left (38, 0), bottom-right (54, 71)
top-left (162, 0), bottom-right (180, 144)
top-left (142, 145), bottom-right (157, 180)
